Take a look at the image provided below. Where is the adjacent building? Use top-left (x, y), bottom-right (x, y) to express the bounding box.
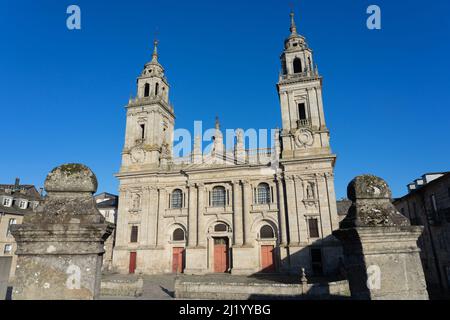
top-left (95, 192), bottom-right (119, 271)
top-left (113, 12), bottom-right (342, 276)
top-left (0, 179), bottom-right (41, 280)
top-left (394, 172), bottom-right (450, 298)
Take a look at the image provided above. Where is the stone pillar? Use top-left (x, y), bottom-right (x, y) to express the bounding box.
top-left (232, 180), bottom-right (243, 246)
top-left (285, 176), bottom-right (300, 245)
top-left (10, 164), bottom-right (114, 300)
top-left (196, 183), bottom-right (206, 247)
top-left (333, 175), bottom-right (429, 300)
top-left (242, 180), bottom-right (252, 246)
top-left (156, 188), bottom-right (166, 247)
top-left (276, 175), bottom-right (288, 245)
top-left (187, 183), bottom-right (197, 247)
top-left (184, 183), bottom-right (207, 274)
top-left (147, 186), bottom-right (158, 247)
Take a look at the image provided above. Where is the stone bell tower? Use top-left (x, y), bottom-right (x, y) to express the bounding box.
top-left (122, 40), bottom-right (175, 169)
top-left (277, 12), bottom-right (331, 159)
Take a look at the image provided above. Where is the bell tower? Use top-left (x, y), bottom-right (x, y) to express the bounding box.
top-left (277, 12), bottom-right (331, 159)
top-left (121, 40), bottom-right (175, 169)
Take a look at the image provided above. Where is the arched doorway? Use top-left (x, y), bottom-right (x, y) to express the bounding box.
top-left (259, 224), bottom-right (277, 273)
top-left (171, 227), bottom-right (186, 273)
top-left (207, 221), bottom-right (232, 273)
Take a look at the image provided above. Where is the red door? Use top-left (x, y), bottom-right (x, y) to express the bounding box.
top-left (261, 245), bottom-right (275, 272)
top-left (214, 238), bottom-right (229, 273)
top-left (129, 252), bottom-right (137, 274)
top-left (172, 247), bottom-right (185, 273)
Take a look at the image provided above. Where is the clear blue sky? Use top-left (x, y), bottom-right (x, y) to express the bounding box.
top-left (0, 0), bottom-right (449, 199)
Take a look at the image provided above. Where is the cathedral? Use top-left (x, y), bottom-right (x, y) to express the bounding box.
top-left (112, 12), bottom-right (342, 276)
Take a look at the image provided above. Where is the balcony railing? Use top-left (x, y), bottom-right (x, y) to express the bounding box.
top-left (297, 119), bottom-right (310, 128)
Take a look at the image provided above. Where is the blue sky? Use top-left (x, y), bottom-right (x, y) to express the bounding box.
top-left (0, 0), bottom-right (449, 199)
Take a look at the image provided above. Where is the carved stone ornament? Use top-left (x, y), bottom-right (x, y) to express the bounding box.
top-left (294, 128), bottom-right (314, 148)
top-left (130, 148), bottom-right (146, 164)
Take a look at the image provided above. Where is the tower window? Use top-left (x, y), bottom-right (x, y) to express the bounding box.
top-left (298, 103), bottom-right (307, 121)
top-left (130, 226), bottom-right (139, 243)
top-left (311, 248), bottom-right (323, 275)
top-left (293, 57), bottom-right (302, 74)
top-left (140, 124), bottom-right (145, 141)
top-left (308, 218), bottom-right (320, 238)
top-left (144, 83), bottom-right (150, 97)
top-left (155, 83), bottom-right (159, 96)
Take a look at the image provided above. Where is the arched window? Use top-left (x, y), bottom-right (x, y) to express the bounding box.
top-left (214, 223), bottom-right (227, 232)
top-left (212, 186), bottom-right (226, 207)
top-left (293, 57), bottom-right (302, 74)
top-left (257, 183), bottom-right (271, 205)
top-left (173, 228), bottom-right (185, 241)
top-left (144, 83), bottom-right (150, 97)
top-left (260, 225), bottom-right (275, 239)
top-left (155, 83), bottom-right (159, 96)
top-left (171, 189), bottom-right (183, 209)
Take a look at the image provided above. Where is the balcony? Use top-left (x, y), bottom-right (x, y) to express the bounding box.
top-left (279, 69), bottom-right (319, 82)
top-left (297, 119), bottom-right (310, 128)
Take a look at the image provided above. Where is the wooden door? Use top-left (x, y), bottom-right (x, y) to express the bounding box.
top-left (172, 247), bottom-right (185, 273)
top-left (129, 252), bottom-right (137, 274)
top-left (261, 245), bottom-right (275, 272)
top-left (214, 238), bottom-right (229, 273)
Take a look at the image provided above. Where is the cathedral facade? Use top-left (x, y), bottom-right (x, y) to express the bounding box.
top-left (112, 13), bottom-right (342, 276)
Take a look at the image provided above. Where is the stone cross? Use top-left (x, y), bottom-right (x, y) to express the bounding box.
top-left (11, 164), bottom-right (114, 300)
top-left (333, 175), bottom-right (428, 300)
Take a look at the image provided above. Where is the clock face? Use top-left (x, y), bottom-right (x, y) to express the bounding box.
top-left (130, 148), bottom-right (145, 163)
top-left (295, 129), bottom-right (314, 148)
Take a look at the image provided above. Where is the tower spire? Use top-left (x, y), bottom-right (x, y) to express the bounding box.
top-left (290, 11), bottom-right (298, 35)
top-left (151, 39), bottom-right (159, 62)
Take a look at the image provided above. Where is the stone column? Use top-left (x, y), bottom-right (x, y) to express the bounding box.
top-left (242, 180), bottom-right (252, 246)
top-left (294, 176), bottom-right (308, 243)
top-left (187, 183), bottom-right (197, 247)
top-left (285, 175), bottom-right (300, 245)
top-left (156, 187), bottom-right (166, 247)
top-left (232, 180), bottom-right (243, 246)
top-left (147, 186), bottom-right (158, 247)
top-left (333, 175), bottom-right (429, 300)
top-left (276, 175), bottom-right (288, 245)
top-left (196, 183), bottom-right (206, 247)
top-left (10, 164), bottom-right (114, 300)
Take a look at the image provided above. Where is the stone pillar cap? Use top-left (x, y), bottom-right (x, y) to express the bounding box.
top-left (45, 164), bottom-right (98, 193)
top-left (347, 175), bottom-right (392, 201)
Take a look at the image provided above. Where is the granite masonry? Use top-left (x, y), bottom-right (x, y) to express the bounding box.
top-left (334, 175), bottom-right (429, 300)
top-left (10, 164), bottom-right (114, 300)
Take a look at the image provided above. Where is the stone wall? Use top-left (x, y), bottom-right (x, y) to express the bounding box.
top-left (174, 279), bottom-right (350, 300)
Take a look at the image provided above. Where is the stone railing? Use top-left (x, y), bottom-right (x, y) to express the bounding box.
top-left (128, 96), bottom-right (174, 112)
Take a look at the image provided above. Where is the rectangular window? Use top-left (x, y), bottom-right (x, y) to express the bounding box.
top-left (308, 219), bottom-right (320, 238)
top-left (2, 198), bottom-right (12, 207)
top-left (140, 124), bottom-right (145, 141)
top-left (7, 218), bottom-right (17, 237)
top-left (431, 194), bottom-right (438, 212)
top-left (130, 226), bottom-right (139, 243)
top-left (19, 200), bottom-right (27, 209)
top-left (4, 244), bottom-right (12, 254)
top-left (311, 248), bottom-right (323, 276)
top-left (298, 103), bottom-right (307, 120)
